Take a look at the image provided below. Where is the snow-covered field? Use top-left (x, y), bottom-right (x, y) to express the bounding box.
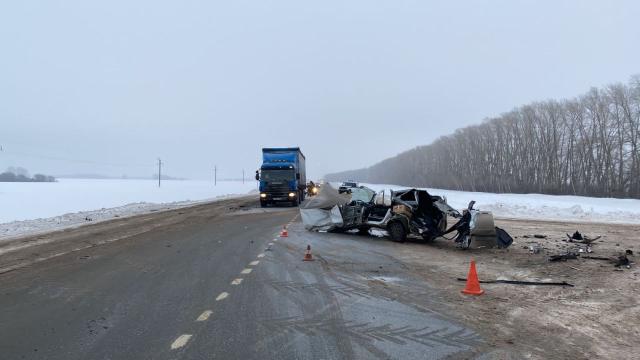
top-left (0, 179), bottom-right (257, 240)
top-left (360, 183), bottom-right (640, 225)
top-left (2, 178), bottom-right (639, 242)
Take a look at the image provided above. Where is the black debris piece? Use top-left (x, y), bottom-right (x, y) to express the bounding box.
top-left (456, 278), bottom-right (574, 287)
top-left (533, 234), bottom-right (547, 239)
top-left (565, 232), bottom-right (601, 244)
top-left (581, 255), bottom-right (610, 261)
top-left (495, 227), bottom-right (514, 248)
top-left (549, 252), bottom-right (578, 262)
top-left (614, 255), bottom-right (630, 267)
top-left (626, 249), bottom-right (634, 256)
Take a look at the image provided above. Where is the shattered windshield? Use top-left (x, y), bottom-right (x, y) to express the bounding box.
top-left (261, 169), bottom-right (295, 181)
top-left (350, 187), bottom-right (376, 202)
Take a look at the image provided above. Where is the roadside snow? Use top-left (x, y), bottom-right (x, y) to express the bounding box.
top-left (0, 179), bottom-right (256, 241)
top-left (359, 183), bottom-right (640, 225)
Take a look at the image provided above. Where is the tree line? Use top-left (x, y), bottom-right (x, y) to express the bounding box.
top-left (326, 76), bottom-right (640, 199)
top-left (0, 167), bottom-right (56, 182)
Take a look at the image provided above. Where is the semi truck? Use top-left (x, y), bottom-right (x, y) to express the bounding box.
top-left (256, 147), bottom-right (307, 207)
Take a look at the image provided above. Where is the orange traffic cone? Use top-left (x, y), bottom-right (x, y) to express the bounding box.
top-left (280, 226), bottom-right (288, 238)
top-left (461, 260), bottom-right (484, 295)
top-left (303, 245), bottom-right (313, 261)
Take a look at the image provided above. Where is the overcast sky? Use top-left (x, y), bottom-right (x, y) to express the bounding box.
top-left (1, 1), bottom-right (638, 180)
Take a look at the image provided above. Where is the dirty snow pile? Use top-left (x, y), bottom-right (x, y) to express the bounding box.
top-left (359, 183), bottom-right (640, 225)
top-left (0, 179), bottom-right (257, 241)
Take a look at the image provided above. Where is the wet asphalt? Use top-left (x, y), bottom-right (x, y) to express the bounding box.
top-left (0, 204), bottom-right (483, 359)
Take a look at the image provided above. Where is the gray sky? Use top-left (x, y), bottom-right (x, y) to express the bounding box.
top-left (1, 1), bottom-right (638, 180)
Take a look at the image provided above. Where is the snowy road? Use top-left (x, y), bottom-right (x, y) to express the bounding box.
top-left (0, 197), bottom-right (484, 360)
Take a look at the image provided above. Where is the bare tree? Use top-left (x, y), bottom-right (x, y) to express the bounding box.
top-left (326, 76), bottom-right (640, 199)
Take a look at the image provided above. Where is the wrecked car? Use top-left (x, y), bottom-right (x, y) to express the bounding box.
top-left (338, 180), bottom-right (358, 194)
top-left (300, 183), bottom-right (512, 249)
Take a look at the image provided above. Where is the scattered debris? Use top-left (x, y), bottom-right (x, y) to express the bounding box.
top-left (456, 278), bottom-right (574, 287)
top-left (565, 231), bottom-right (601, 244)
top-left (626, 249), bottom-right (633, 255)
top-left (578, 246), bottom-right (593, 253)
top-left (529, 244), bottom-right (542, 254)
top-left (614, 255), bottom-right (630, 267)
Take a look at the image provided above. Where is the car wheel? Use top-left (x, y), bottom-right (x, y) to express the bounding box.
top-left (357, 227), bottom-right (370, 236)
top-left (388, 221), bottom-right (406, 243)
top-left (422, 233), bottom-right (435, 242)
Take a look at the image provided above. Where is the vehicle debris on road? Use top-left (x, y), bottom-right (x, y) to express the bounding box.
top-left (565, 231), bottom-right (602, 244)
top-left (548, 252), bottom-right (579, 262)
top-left (300, 183), bottom-right (513, 249)
top-left (456, 278), bottom-right (574, 287)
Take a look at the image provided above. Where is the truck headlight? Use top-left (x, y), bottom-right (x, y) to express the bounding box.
top-left (288, 192), bottom-right (296, 197)
top-left (260, 193), bottom-right (267, 198)
top-left (312, 187), bottom-right (318, 194)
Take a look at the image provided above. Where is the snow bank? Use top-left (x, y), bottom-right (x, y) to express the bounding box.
top-left (358, 183), bottom-right (640, 225)
top-left (0, 179), bottom-right (256, 240)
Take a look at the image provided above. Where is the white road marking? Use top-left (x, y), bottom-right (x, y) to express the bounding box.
top-left (268, 242), bottom-right (274, 246)
top-left (273, 238), bottom-right (278, 242)
top-left (241, 268), bottom-right (252, 274)
top-left (170, 334), bottom-right (192, 349)
top-left (196, 310), bottom-right (213, 322)
top-left (249, 260), bottom-right (260, 266)
top-left (231, 278), bottom-right (243, 285)
top-left (216, 292), bottom-right (229, 301)
top-left (257, 253), bottom-right (265, 258)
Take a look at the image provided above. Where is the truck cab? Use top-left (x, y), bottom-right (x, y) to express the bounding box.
top-left (256, 148), bottom-right (306, 207)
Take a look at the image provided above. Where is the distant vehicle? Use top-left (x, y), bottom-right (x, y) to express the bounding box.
top-left (307, 181), bottom-right (320, 196)
top-left (338, 180), bottom-right (358, 193)
top-left (256, 148), bottom-right (306, 207)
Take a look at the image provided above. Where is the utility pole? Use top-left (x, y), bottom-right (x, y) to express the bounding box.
top-left (214, 165), bottom-right (217, 186)
top-left (242, 169), bottom-right (245, 184)
top-left (158, 158), bottom-right (162, 187)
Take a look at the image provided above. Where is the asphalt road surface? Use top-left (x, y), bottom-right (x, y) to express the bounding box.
top-left (0, 198), bottom-right (484, 359)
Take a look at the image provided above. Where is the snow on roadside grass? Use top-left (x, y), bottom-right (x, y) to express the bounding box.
top-left (0, 179), bottom-right (256, 241)
top-left (359, 183), bottom-right (640, 225)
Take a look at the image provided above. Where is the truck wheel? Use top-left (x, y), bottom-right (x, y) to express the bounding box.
top-left (260, 201), bottom-right (267, 208)
top-left (388, 221), bottom-right (406, 243)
